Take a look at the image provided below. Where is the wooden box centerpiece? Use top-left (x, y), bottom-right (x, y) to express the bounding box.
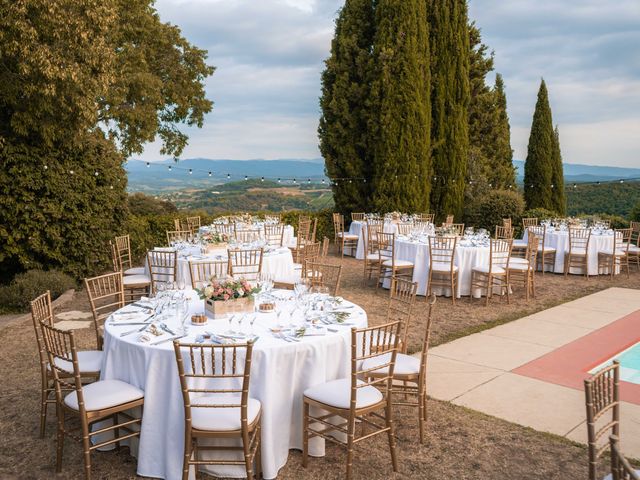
top-left (197, 277), bottom-right (258, 319)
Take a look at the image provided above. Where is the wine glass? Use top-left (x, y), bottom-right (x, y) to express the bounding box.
top-left (178, 278), bottom-right (186, 291)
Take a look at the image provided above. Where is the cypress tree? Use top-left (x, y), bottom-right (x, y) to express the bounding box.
top-left (319, 0), bottom-right (375, 216)
top-left (369, 0), bottom-right (431, 213)
top-left (491, 73), bottom-right (516, 188)
top-left (551, 125), bottom-right (566, 214)
top-left (429, 0), bottom-right (470, 219)
top-left (524, 79), bottom-right (555, 211)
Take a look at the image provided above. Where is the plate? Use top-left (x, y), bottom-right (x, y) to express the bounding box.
top-left (191, 319), bottom-right (208, 326)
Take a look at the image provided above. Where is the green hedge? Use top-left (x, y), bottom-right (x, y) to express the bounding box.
top-left (0, 270), bottom-right (76, 313)
top-left (463, 190), bottom-right (525, 232)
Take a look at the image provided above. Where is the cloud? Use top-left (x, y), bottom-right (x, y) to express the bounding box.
top-left (142, 0), bottom-right (640, 168)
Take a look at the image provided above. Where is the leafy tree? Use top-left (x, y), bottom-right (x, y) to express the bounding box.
top-left (524, 79), bottom-right (555, 211)
top-left (492, 73), bottom-right (516, 189)
top-left (369, 0), bottom-right (431, 212)
top-left (319, 0), bottom-right (376, 216)
top-left (0, 0), bottom-right (214, 279)
top-left (551, 126), bottom-right (566, 214)
top-left (429, 0), bottom-right (470, 219)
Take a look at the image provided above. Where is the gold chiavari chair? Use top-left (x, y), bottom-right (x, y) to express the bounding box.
top-left (363, 222), bottom-right (383, 285)
top-left (508, 235), bottom-right (538, 301)
top-left (529, 225), bottom-right (556, 274)
top-left (264, 223), bottom-right (285, 247)
top-left (174, 218), bottom-right (182, 230)
top-left (188, 260), bottom-right (230, 289)
top-left (396, 223), bottom-right (413, 236)
top-left (302, 321), bottom-right (402, 480)
top-left (494, 225), bottom-right (514, 240)
top-left (418, 213), bottom-right (435, 223)
top-left (186, 216), bottom-right (201, 234)
top-left (387, 277), bottom-right (418, 354)
top-left (446, 223), bottom-right (465, 237)
top-left (41, 323), bottom-right (144, 480)
top-left (213, 223), bottom-right (236, 237)
top-left (297, 241), bottom-right (321, 279)
top-left (366, 294), bottom-right (435, 443)
top-left (30, 292), bottom-right (102, 438)
top-left (609, 435), bottom-right (640, 480)
top-left (584, 361), bottom-right (620, 480)
top-left (443, 214), bottom-right (454, 225)
top-left (167, 230), bottom-right (193, 245)
top-left (351, 212), bottom-right (365, 222)
top-left (228, 248), bottom-right (263, 281)
top-left (565, 226), bottom-right (591, 279)
top-left (84, 271), bottom-right (125, 349)
top-left (320, 236), bottom-right (330, 258)
top-left (628, 222), bottom-right (640, 270)
top-left (598, 228), bottom-right (631, 279)
top-left (502, 218), bottom-right (512, 229)
top-left (115, 246), bottom-right (151, 303)
top-left (376, 232), bottom-right (414, 289)
top-left (173, 340), bottom-right (261, 480)
top-left (114, 234), bottom-right (145, 275)
top-left (265, 213), bottom-right (281, 223)
top-left (427, 236), bottom-right (458, 304)
top-left (292, 218), bottom-right (312, 262)
top-left (470, 238), bottom-right (512, 306)
top-left (148, 249), bottom-right (178, 293)
top-left (310, 217), bottom-right (319, 243)
top-left (307, 262), bottom-right (343, 296)
top-left (333, 212), bottom-right (358, 258)
top-left (522, 217), bottom-right (539, 229)
top-left (235, 228), bottom-right (261, 244)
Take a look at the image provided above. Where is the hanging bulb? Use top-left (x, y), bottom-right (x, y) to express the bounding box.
top-left (227, 173), bottom-right (231, 179)
top-left (573, 184), bottom-right (577, 189)
top-left (261, 177), bottom-right (265, 182)
top-left (278, 178), bottom-right (281, 183)
top-left (363, 179), bottom-right (366, 183)
top-left (208, 171), bottom-right (212, 177)
top-left (168, 165), bottom-right (172, 171)
top-left (69, 170), bottom-right (74, 175)
top-left (551, 184), bottom-right (554, 189)
top-left (244, 175), bottom-right (248, 181)
top-left (189, 169), bottom-right (193, 175)
top-left (43, 165), bottom-right (48, 170)
top-left (146, 162), bottom-right (150, 168)
top-left (307, 178), bottom-right (311, 184)
top-left (321, 179), bottom-right (325, 184)
top-left (620, 179), bottom-right (624, 184)
top-left (94, 171), bottom-right (99, 177)
top-left (293, 178), bottom-right (297, 184)
top-left (110, 185), bottom-right (113, 190)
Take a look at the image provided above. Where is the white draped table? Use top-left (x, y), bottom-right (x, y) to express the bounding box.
top-left (523, 229), bottom-right (615, 275)
top-left (200, 224), bottom-right (295, 248)
top-left (392, 237), bottom-right (491, 297)
top-left (101, 290), bottom-right (368, 479)
top-left (349, 221), bottom-right (399, 259)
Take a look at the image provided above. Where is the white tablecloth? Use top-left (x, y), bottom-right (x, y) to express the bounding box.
top-left (349, 221), bottom-right (399, 259)
top-left (101, 291), bottom-right (368, 479)
top-left (524, 229), bottom-right (615, 275)
top-left (146, 246), bottom-right (297, 285)
top-left (201, 224), bottom-right (294, 248)
top-left (393, 238), bottom-right (491, 297)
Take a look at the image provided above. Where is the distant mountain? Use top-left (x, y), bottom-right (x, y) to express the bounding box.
top-left (126, 158), bottom-right (327, 192)
top-left (513, 160), bottom-right (640, 183)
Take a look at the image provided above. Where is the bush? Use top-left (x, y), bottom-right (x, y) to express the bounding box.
top-left (0, 270), bottom-right (76, 312)
top-left (630, 202), bottom-right (640, 222)
top-left (463, 190), bottom-right (525, 231)
top-left (128, 193), bottom-right (178, 216)
top-left (521, 207), bottom-right (558, 221)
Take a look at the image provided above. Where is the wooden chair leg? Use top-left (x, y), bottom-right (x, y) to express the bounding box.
top-left (40, 386), bottom-right (49, 438)
top-left (81, 422), bottom-right (92, 480)
top-left (182, 433), bottom-right (192, 480)
top-left (255, 424), bottom-right (262, 479)
top-left (302, 401), bottom-right (309, 468)
top-left (345, 416), bottom-right (355, 480)
top-left (386, 403), bottom-right (398, 472)
top-left (55, 405), bottom-right (65, 473)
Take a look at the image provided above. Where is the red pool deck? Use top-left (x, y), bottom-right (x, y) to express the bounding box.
top-left (513, 309), bottom-right (640, 404)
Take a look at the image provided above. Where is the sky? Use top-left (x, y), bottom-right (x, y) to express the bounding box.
top-left (140, 0), bottom-right (640, 168)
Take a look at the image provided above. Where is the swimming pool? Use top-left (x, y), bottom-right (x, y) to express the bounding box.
top-left (590, 342), bottom-right (640, 385)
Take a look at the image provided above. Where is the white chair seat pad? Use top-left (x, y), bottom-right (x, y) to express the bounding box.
top-left (509, 257), bottom-right (528, 265)
top-left (64, 379), bottom-right (143, 411)
top-left (473, 265), bottom-right (506, 274)
top-left (190, 395), bottom-right (261, 431)
top-left (512, 239), bottom-right (528, 247)
top-left (366, 252), bottom-right (381, 261)
top-left (508, 263), bottom-right (533, 271)
top-left (599, 250), bottom-right (627, 256)
top-left (124, 267), bottom-right (146, 276)
top-left (568, 248), bottom-right (587, 256)
top-left (362, 352), bottom-right (420, 376)
top-left (304, 378), bottom-right (383, 410)
top-left (431, 262), bottom-right (458, 272)
top-left (123, 274), bottom-right (151, 286)
top-left (337, 233), bottom-right (358, 240)
top-left (628, 244), bottom-right (640, 252)
top-left (48, 349), bottom-right (103, 374)
top-left (538, 247), bottom-right (556, 253)
top-left (382, 259), bottom-right (414, 268)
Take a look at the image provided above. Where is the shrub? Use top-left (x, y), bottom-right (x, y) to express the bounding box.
top-left (521, 207), bottom-right (558, 222)
top-left (463, 190), bottom-right (525, 231)
top-left (630, 202), bottom-right (640, 222)
top-left (0, 270), bottom-right (76, 312)
top-left (128, 193), bottom-right (178, 216)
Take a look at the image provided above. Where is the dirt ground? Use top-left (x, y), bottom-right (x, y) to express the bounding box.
top-left (2, 253), bottom-right (639, 479)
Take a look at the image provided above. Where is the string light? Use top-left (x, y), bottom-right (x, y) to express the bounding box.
top-left (208, 171), bottom-right (212, 177)
top-left (146, 162), bottom-right (150, 168)
top-left (277, 178), bottom-right (281, 183)
top-left (168, 165), bottom-right (172, 171)
top-left (261, 177), bottom-right (265, 182)
top-left (244, 175), bottom-right (248, 181)
top-left (227, 173), bottom-right (230, 179)
top-left (188, 169), bottom-right (193, 175)
top-left (307, 178), bottom-right (311, 184)
top-left (94, 171), bottom-right (99, 177)
top-left (69, 170), bottom-right (74, 175)
top-left (43, 165), bottom-right (48, 171)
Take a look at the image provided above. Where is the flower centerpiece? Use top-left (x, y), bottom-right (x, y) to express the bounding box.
top-left (197, 277), bottom-right (259, 319)
top-left (200, 232), bottom-right (228, 253)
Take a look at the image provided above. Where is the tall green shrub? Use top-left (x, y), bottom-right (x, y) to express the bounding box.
top-left (319, 0), bottom-right (376, 216)
top-left (429, 0), bottom-right (470, 219)
top-left (463, 189), bottom-right (524, 231)
top-left (370, 0), bottom-right (431, 213)
top-left (524, 79), bottom-right (555, 211)
top-left (551, 126), bottom-right (566, 215)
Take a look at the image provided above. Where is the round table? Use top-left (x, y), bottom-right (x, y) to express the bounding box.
top-left (200, 224), bottom-right (295, 248)
top-left (524, 228), bottom-right (615, 275)
top-left (146, 246), bottom-right (298, 286)
top-left (101, 290), bottom-right (368, 479)
top-left (393, 237), bottom-right (491, 297)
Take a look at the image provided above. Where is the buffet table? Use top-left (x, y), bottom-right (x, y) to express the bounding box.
top-left (101, 290), bottom-right (368, 479)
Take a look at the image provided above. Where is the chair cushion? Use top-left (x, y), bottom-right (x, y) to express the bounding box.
top-left (64, 379), bottom-right (143, 411)
top-left (431, 262), bottom-right (458, 272)
top-left (508, 263), bottom-right (533, 271)
top-left (512, 239), bottom-right (528, 247)
top-left (538, 246), bottom-right (556, 253)
top-left (190, 395), bottom-right (261, 431)
top-left (123, 274), bottom-right (151, 286)
top-left (337, 233), bottom-right (358, 240)
top-left (366, 252), bottom-right (381, 261)
top-left (629, 245), bottom-right (640, 253)
top-left (382, 259), bottom-right (414, 268)
top-left (509, 257), bottom-right (528, 265)
top-left (49, 350), bottom-right (103, 374)
top-left (362, 352), bottom-right (420, 376)
top-left (568, 248), bottom-right (587, 256)
top-left (124, 267), bottom-right (146, 276)
top-left (304, 378), bottom-right (383, 410)
top-left (473, 265), bottom-right (506, 274)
